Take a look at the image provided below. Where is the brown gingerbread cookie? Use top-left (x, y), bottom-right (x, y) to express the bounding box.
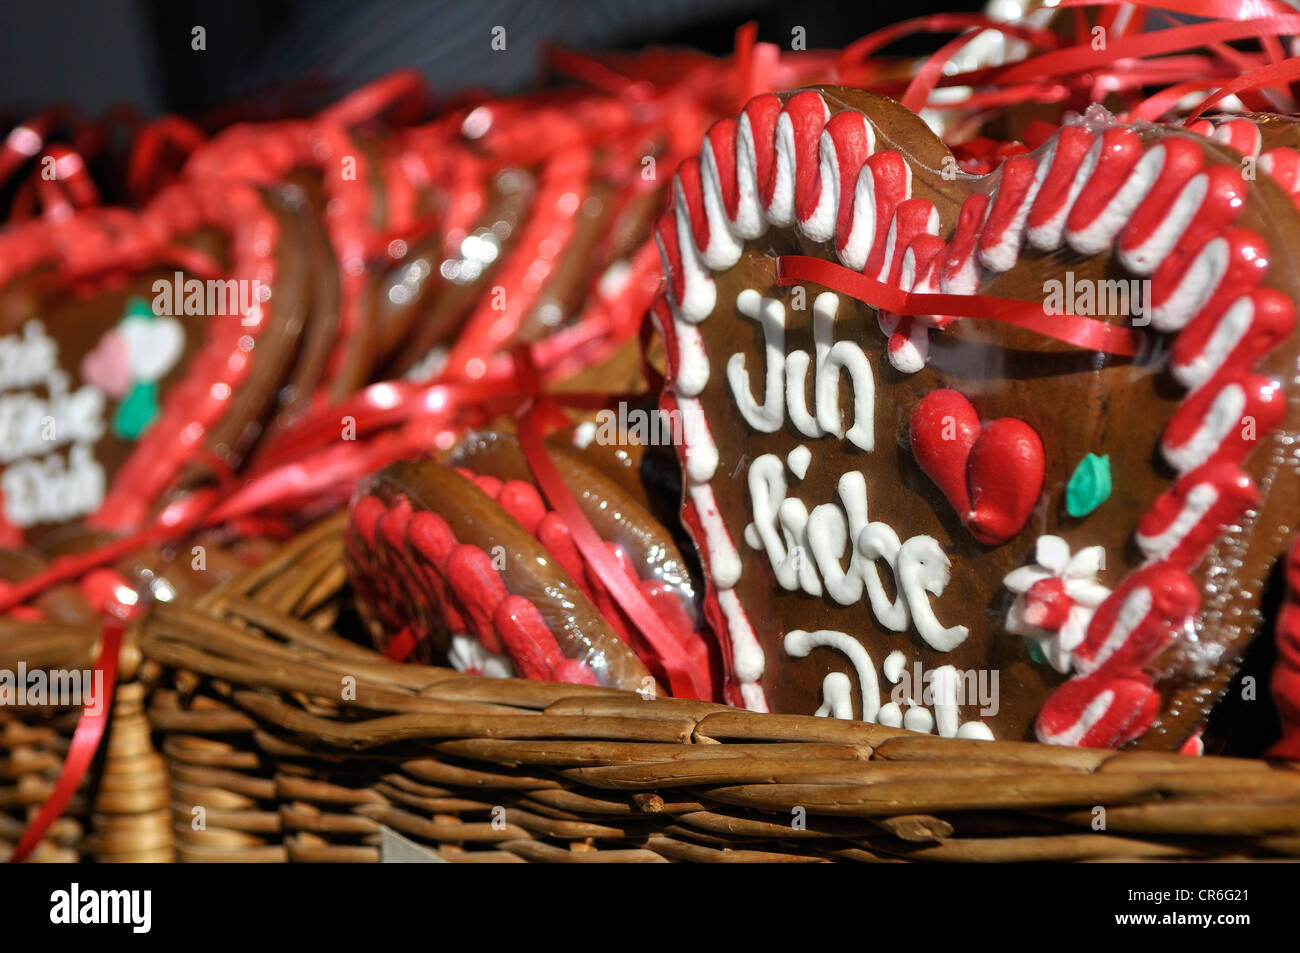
top-left (180, 119), bottom-right (409, 404)
top-left (654, 86), bottom-right (1300, 749)
top-left (0, 178), bottom-right (320, 545)
top-left (345, 428), bottom-right (718, 698)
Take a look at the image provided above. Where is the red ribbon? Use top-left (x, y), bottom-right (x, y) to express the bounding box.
top-left (32, 145), bottom-right (99, 221)
top-left (835, 13), bottom-right (1060, 79)
top-left (545, 47), bottom-right (655, 104)
top-left (319, 69), bottom-right (431, 127)
top-left (886, 9), bottom-right (1292, 112)
top-left (1057, 0), bottom-right (1298, 19)
top-left (900, 21), bottom-right (1066, 115)
top-left (776, 255), bottom-right (1143, 358)
top-left (733, 21), bottom-right (761, 105)
top-left (125, 115), bottom-right (205, 205)
top-left (513, 357), bottom-right (709, 701)
top-left (995, 16), bottom-right (1300, 86)
top-left (1183, 54), bottom-right (1300, 121)
top-left (6, 613), bottom-right (125, 863)
top-left (0, 508), bottom-right (208, 615)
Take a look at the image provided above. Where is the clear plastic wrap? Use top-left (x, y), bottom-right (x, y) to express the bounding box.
top-left (345, 427), bottom-right (716, 698)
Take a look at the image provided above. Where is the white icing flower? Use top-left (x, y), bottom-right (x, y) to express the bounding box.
top-left (118, 314), bottom-right (184, 383)
top-left (1003, 535), bottom-right (1111, 674)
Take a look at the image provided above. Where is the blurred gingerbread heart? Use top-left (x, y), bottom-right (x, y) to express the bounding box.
top-left (0, 179), bottom-right (323, 542)
top-left (345, 429), bottom-right (715, 698)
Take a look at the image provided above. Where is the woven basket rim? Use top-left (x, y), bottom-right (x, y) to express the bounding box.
top-left (120, 513), bottom-right (1300, 862)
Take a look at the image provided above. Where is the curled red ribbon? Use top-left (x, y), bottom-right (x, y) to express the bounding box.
top-left (0, 515), bottom-right (204, 615)
top-left (1183, 54), bottom-right (1300, 122)
top-left (1057, 0), bottom-right (1298, 20)
top-left (836, 13), bottom-right (1060, 80)
top-left (776, 255), bottom-right (1143, 357)
top-left (319, 69), bottom-right (431, 128)
top-left (996, 15), bottom-right (1300, 86)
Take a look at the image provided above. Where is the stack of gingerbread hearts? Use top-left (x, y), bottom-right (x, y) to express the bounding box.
top-left (0, 54), bottom-right (774, 576)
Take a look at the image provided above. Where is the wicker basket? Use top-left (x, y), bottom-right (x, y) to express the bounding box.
top-left (113, 513), bottom-right (1300, 863)
top-left (0, 619), bottom-right (174, 862)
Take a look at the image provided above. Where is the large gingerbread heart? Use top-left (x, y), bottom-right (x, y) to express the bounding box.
top-left (653, 87), bottom-right (1300, 749)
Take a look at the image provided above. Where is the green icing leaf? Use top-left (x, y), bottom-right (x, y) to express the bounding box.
top-left (113, 380), bottom-right (160, 440)
top-left (1066, 453), bottom-right (1111, 517)
top-left (123, 295), bottom-right (155, 322)
top-left (1024, 637), bottom-right (1048, 666)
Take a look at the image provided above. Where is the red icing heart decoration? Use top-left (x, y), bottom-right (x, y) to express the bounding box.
top-left (909, 389), bottom-right (1045, 546)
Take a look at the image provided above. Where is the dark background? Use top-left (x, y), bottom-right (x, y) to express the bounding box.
top-left (0, 0), bottom-right (983, 119)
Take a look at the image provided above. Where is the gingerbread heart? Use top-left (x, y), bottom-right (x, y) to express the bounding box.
top-left (345, 430), bottom-right (715, 697)
top-left (653, 87), bottom-right (1300, 748)
top-left (0, 179), bottom-right (321, 542)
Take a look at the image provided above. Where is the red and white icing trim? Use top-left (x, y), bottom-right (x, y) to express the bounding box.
top-left (1187, 115), bottom-right (1300, 210)
top-left (347, 488), bottom-right (607, 687)
top-left (652, 299), bottom-right (763, 710)
top-left (349, 460), bottom-right (716, 695)
top-left (656, 90), bottom-right (1296, 745)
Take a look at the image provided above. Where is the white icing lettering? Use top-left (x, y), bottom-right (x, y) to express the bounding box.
top-left (785, 629), bottom-right (880, 723)
top-left (793, 634), bottom-right (995, 738)
top-left (2, 443), bottom-right (105, 527)
top-left (750, 458), bottom-right (962, 646)
top-left (897, 536), bottom-right (969, 652)
top-left (734, 290), bottom-right (874, 449)
top-left (0, 320), bottom-right (108, 527)
top-left (727, 290), bottom-right (785, 432)
top-left (0, 321), bottom-right (58, 390)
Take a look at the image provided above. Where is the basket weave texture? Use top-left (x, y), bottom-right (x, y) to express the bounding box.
top-left (1, 622), bottom-right (173, 862)
top-left (120, 514), bottom-right (1300, 862)
top-left (6, 515), bottom-right (1300, 862)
